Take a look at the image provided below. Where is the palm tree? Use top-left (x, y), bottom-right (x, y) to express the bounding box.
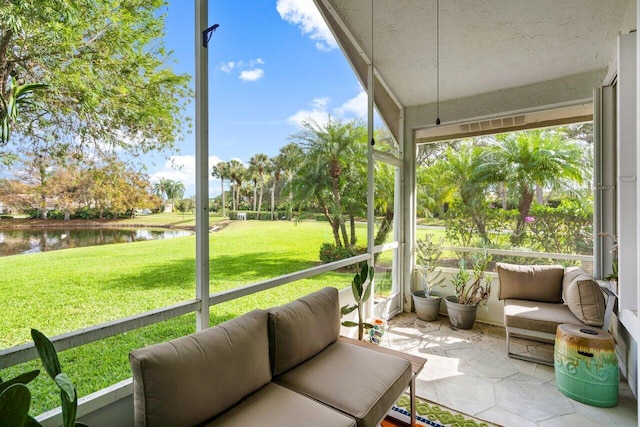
top-left (227, 159), bottom-right (246, 212)
top-left (268, 155), bottom-right (283, 220)
top-left (211, 161), bottom-right (230, 217)
top-left (278, 143), bottom-right (303, 220)
top-left (153, 177), bottom-right (172, 210)
top-left (249, 153), bottom-right (269, 214)
top-left (290, 117), bottom-right (367, 247)
top-left (478, 129), bottom-right (588, 245)
top-left (439, 142), bottom-right (490, 242)
top-left (166, 180), bottom-right (185, 206)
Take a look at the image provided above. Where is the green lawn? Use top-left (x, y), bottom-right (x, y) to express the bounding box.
top-left (0, 220), bottom-right (372, 414)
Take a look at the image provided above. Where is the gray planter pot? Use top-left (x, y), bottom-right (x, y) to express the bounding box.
top-left (444, 295), bottom-right (478, 329)
top-left (412, 291), bottom-right (442, 321)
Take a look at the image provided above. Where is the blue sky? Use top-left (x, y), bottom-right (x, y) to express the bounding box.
top-left (148, 0), bottom-right (370, 197)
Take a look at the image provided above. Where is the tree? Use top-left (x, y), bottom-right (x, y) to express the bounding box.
top-left (268, 155), bottom-right (283, 220)
top-left (211, 161), bottom-right (230, 217)
top-left (227, 160), bottom-right (246, 211)
top-left (0, 0), bottom-right (191, 165)
top-left (290, 118), bottom-right (367, 248)
top-left (153, 177), bottom-right (172, 210)
top-left (477, 129), bottom-right (587, 244)
top-left (438, 142), bottom-right (491, 242)
top-left (249, 153), bottom-right (269, 214)
top-left (278, 143), bottom-right (303, 220)
top-left (0, 77), bottom-right (47, 146)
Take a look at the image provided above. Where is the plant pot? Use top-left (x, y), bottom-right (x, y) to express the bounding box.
top-left (412, 291), bottom-right (442, 321)
top-left (444, 295), bottom-right (478, 329)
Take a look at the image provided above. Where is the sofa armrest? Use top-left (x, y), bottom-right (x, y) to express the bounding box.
top-left (599, 284), bottom-right (617, 331)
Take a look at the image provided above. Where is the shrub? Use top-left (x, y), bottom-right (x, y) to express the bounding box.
top-left (319, 242), bottom-right (366, 264)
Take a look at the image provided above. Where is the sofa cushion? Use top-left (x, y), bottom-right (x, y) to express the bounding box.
top-left (129, 309), bottom-right (271, 427)
top-left (563, 271), bottom-right (605, 327)
top-left (268, 286), bottom-right (340, 376)
top-left (497, 263), bottom-right (565, 303)
top-left (504, 299), bottom-right (582, 335)
top-left (203, 382), bottom-right (356, 427)
top-left (275, 340), bottom-right (412, 427)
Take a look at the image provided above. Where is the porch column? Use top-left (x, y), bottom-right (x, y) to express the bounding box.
top-left (402, 120), bottom-right (416, 312)
top-left (195, 0), bottom-right (210, 330)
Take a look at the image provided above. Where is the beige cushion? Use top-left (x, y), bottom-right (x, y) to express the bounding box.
top-left (497, 263), bottom-right (565, 302)
top-left (564, 272), bottom-right (605, 327)
top-left (562, 266), bottom-right (587, 300)
top-left (129, 310), bottom-right (271, 427)
top-left (268, 287), bottom-right (340, 375)
top-left (275, 341), bottom-right (412, 427)
top-left (204, 382), bottom-right (356, 427)
top-left (504, 299), bottom-right (582, 335)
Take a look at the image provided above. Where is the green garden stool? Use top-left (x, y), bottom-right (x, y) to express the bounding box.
top-left (554, 323), bottom-right (619, 407)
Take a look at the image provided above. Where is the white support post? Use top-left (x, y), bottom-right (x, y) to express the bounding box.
top-left (195, 0), bottom-right (210, 330)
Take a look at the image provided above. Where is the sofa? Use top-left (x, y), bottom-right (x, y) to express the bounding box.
top-left (497, 263), bottom-right (617, 365)
top-left (129, 287), bottom-right (413, 426)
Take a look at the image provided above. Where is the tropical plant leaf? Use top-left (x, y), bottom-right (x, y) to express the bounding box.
top-left (31, 328), bottom-right (62, 379)
top-left (341, 320), bottom-right (359, 328)
top-left (55, 373), bottom-right (76, 402)
top-left (362, 281), bottom-right (372, 304)
top-left (0, 369), bottom-right (40, 395)
top-left (0, 383), bottom-right (31, 426)
top-left (60, 385), bottom-right (78, 427)
top-left (341, 305), bottom-right (357, 315)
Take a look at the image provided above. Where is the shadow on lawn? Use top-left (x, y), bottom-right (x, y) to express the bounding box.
top-left (100, 251), bottom-right (318, 291)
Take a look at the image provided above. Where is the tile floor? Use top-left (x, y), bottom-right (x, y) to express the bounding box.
top-left (383, 312), bottom-right (637, 426)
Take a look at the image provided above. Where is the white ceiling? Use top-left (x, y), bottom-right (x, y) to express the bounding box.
top-left (320, 0), bottom-right (631, 108)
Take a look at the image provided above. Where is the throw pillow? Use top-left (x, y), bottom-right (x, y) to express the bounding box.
top-left (564, 273), bottom-right (606, 327)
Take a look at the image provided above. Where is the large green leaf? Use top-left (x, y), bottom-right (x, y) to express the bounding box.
top-left (54, 373), bottom-right (76, 403)
top-left (341, 305), bottom-right (357, 315)
top-left (31, 328), bottom-right (62, 379)
top-left (0, 383), bottom-right (31, 426)
top-left (0, 370), bottom-right (40, 395)
top-left (341, 321), bottom-right (359, 328)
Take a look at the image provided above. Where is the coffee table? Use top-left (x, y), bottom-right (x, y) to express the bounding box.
top-left (339, 336), bottom-right (427, 426)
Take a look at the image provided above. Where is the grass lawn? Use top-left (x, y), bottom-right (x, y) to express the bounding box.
top-left (0, 219), bottom-right (371, 415)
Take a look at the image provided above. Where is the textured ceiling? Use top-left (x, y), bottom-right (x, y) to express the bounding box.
top-left (323, 0), bottom-right (630, 108)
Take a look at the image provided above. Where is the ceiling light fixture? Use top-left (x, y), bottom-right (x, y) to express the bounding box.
top-left (435, 0), bottom-right (441, 126)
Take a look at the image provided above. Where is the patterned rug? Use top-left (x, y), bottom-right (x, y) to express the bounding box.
top-left (387, 395), bottom-right (498, 427)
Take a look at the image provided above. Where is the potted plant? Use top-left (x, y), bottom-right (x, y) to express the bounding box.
top-left (341, 262), bottom-right (375, 341)
top-left (412, 234), bottom-right (446, 321)
top-left (445, 249), bottom-right (493, 329)
top-left (0, 329), bottom-right (85, 426)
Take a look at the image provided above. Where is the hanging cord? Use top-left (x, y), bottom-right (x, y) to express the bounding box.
top-left (435, 0), bottom-right (441, 125)
top-left (370, 0), bottom-right (376, 145)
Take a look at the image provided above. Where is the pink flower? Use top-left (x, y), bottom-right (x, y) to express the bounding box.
top-left (524, 216), bottom-right (535, 223)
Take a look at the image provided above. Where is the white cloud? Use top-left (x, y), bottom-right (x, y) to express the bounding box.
top-left (334, 90), bottom-right (367, 119)
top-left (287, 90), bottom-right (369, 128)
top-left (220, 61), bottom-right (236, 73)
top-left (239, 68), bottom-right (264, 82)
top-left (286, 96), bottom-right (332, 127)
top-left (276, 0), bottom-right (337, 51)
top-left (250, 58), bottom-right (265, 66)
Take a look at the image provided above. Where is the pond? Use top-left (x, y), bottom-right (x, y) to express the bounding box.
top-left (0, 228), bottom-right (194, 257)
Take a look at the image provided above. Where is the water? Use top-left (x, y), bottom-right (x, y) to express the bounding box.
top-left (0, 228), bottom-right (193, 257)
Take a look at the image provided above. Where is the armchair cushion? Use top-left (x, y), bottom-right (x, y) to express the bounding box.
top-left (267, 287), bottom-right (340, 376)
top-left (129, 309), bottom-right (271, 427)
top-left (563, 270), bottom-right (606, 327)
top-left (497, 263), bottom-right (565, 303)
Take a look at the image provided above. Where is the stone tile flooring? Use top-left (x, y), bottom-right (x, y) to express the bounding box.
top-left (383, 313), bottom-right (637, 426)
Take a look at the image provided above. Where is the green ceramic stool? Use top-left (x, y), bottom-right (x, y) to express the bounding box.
top-left (554, 323), bottom-right (618, 407)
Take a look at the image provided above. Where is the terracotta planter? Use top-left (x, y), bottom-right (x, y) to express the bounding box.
top-left (444, 295), bottom-right (478, 329)
top-left (412, 291), bottom-right (442, 321)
